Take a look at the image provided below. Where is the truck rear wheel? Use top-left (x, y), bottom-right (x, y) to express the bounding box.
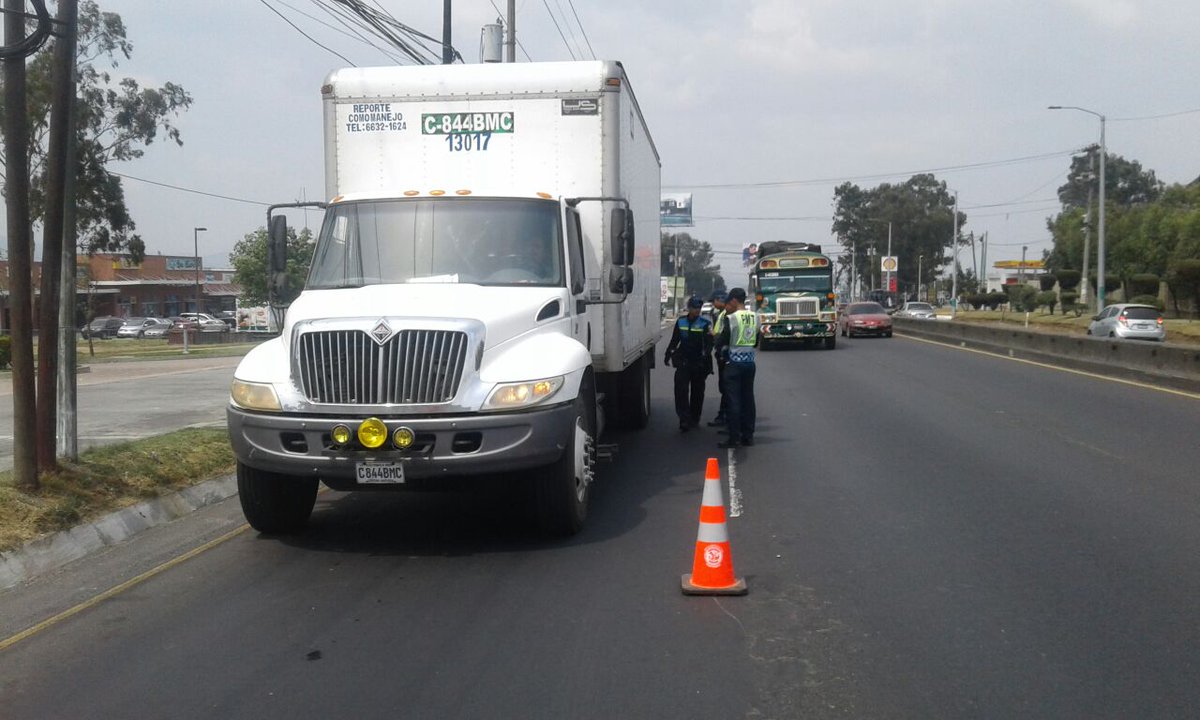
top-left (237, 462), bottom-right (318, 534)
top-left (617, 353), bottom-right (651, 430)
top-left (533, 380), bottom-right (596, 535)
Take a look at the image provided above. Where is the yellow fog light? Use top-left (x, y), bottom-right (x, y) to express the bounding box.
top-left (357, 417), bottom-right (388, 449)
top-left (393, 426), bottom-right (415, 449)
top-left (331, 424), bottom-right (352, 445)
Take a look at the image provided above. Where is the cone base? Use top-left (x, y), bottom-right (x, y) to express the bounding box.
top-left (681, 573), bottom-right (748, 596)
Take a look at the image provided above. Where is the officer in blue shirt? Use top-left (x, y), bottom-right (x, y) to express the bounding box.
top-left (664, 296), bottom-right (714, 432)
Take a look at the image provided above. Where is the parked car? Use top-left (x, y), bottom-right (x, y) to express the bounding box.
top-left (116, 317), bottom-right (165, 339)
top-left (217, 310), bottom-right (237, 330)
top-left (141, 319), bottom-right (174, 339)
top-left (894, 301), bottom-right (936, 319)
top-left (838, 302), bottom-right (893, 338)
top-left (1087, 303), bottom-right (1165, 342)
top-left (178, 312), bottom-right (228, 333)
top-left (80, 316), bottom-right (125, 339)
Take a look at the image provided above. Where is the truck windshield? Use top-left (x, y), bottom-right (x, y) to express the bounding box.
top-left (307, 198), bottom-right (563, 289)
top-left (756, 271), bottom-right (830, 293)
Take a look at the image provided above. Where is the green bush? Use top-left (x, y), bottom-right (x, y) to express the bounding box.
top-left (1038, 275), bottom-right (1057, 291)
top-left (964, 292), bottom-right (989, 310)
top-left (0, 335), bottom-right (10, 370)
top-left (1035, 291), bottom-right (1058, 314)
top-left (1129, 294), bottom-right (1164, 310)
top-left (1128, 273), bottom-right (1160, 298)
top-left (985, 292), bottom-right (1007, 310)
top-left (1005, 284), bottom-right (1039, 312)
top-left (1056, 269), bottom-right (1081, 291)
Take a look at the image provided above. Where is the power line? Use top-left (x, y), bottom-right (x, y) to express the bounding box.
top-left (541, 0), bottom-right (577, 59)
top-left (110, 171), bottom-right (273, 207)
top-left (1111, 107), bottom-right (1200, 122)
top-left (300, 0), bottom-right (406, 63)
top-left (552, 0), bottom-right (584, 60)
top-left (258, 0), bottom-right (356, 66)
top-left (565, 0), bottom-right (596, 60)
top-left (662, 148), bottom-right (1079, 190)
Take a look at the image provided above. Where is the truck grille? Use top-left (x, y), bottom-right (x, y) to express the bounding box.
top-left (297, 329), bottom-right (468, 405)
top-left (776, 298), bottom-right (819, 317)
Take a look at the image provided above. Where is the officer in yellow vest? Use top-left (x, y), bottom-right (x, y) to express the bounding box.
top-left (714, 287), bottom-right (757, 448)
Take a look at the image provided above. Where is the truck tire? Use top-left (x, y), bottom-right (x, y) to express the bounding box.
top-left (237, 462), bottom-right (318, 534)
top-left (617, 353), bottom-right (651, 430)
top-left (533, 378), bottom-right (596, 535)
top-left (824, 335), bottom-right (836, 349)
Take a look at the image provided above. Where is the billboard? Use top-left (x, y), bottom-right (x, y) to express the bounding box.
top-left (742, 242), bottom-right (759, 268)
top-left (660, 193), bottom-right (693, 227)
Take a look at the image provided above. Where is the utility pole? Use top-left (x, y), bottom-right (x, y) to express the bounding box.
top-left (979, 232), bottom-right (988, 294)
top-left (1021, 246), bottom-right (1028, 284)
top-left (505, 0), bottom-right (515, 62)
top-left (4, 0), bottom-right (39, 487)
top-left (1079, 151), bottom-right (1095, 310)
top-left (1048, 106), bottom-right (1106, 309)
top-left (949, 191), bottom-right (959, 316)
top-left (886, 221), bottom-right (893, 297)
top-left (673, 234), bottom-right (681, 315)
top-left (441, 0), bottom-right (452, 64)
top-left (194, 227), bottom-right (207, 313)
top-left (850, 240), bottom-right (856, 301)
top-left (917, 254), bottom-right (923, 302)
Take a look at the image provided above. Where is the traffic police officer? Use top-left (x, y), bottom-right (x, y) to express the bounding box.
top-left (715, 287), bottom-right (757, 448)
top-left (664, 296), bottom-right (714, 432)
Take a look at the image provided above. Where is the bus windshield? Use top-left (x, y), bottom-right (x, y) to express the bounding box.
top-left (755, 271), bottom-right (831, 294)
top-left (307, 198), bottom-right (563, 289)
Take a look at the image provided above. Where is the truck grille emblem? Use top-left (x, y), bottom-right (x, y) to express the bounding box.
top-left (370, 320), bottom-right (393, 345)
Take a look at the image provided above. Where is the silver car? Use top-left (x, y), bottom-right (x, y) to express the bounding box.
top-left (1087, 304), bottom-right (1165, 342)
top-left (895, 301), bottom-right (936, 319)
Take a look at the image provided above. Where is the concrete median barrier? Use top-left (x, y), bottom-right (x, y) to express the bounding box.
top-left (894, 318), bottom-right (1200, 392)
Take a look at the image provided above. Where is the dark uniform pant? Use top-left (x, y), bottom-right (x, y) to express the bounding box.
top-left (724, 361), bottom-right (756, 443)
top-left (714, 359), bottom-right (728, 420)
top-left (674, 363), bottom-right (707, 425)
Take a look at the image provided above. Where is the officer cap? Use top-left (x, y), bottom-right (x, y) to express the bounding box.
top-left (686, 296), bottom-right (703, 309)
top-left (710, 290), bottom-right (727, 302)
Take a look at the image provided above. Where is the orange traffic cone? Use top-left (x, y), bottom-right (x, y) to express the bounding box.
top-left (682, 457), bottom-right (747, 595)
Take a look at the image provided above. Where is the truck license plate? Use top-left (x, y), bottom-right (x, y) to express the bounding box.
top-left (356, 461), bottom-right (405, 484)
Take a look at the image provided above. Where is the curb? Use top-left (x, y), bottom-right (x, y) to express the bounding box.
top-left (0, 474), bottom-right (238, 591)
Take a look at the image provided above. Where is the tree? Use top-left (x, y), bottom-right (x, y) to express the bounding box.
top-left (832, 174), bottom-right (965, 295)
top-left (0, 0), bottom-right (193, 258)
top-left (230, 226), bottom-right (316, 306)
top-left (1166, 259), bottom-right (1200, 318)
top-left (660, 231), bottom-right (725, 299)
top-left (1056, 147), bottom-right (1164, 210)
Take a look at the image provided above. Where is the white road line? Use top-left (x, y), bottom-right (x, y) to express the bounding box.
top-left (727, 448), bottom-right (743, 518)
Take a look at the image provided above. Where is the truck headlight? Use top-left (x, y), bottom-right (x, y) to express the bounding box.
top-left (230, 379), bottom-right (281, 411)
top-left (760, 313), bottom-right (778, 323)
top-left (483, 376), bottom-right (564, 410)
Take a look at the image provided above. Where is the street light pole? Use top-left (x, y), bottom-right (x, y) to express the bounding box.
top-left (949, 191), bottom-right (959, 316)
top-left (193, 226), bottom-right (207, 313)
top-left (917, 254), bottom-right (923, 301)
top-left (1049, 105), bottom-right (1106, 309)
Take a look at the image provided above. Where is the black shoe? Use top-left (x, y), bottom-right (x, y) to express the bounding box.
top-left (717, 438), bottom-right (740, 449)
top-left (706, 417), bottom-right (725, 427)
top-left (679, 421), bottom-right (690, 432)
top-left (742, 437), bottom-right (755, 446)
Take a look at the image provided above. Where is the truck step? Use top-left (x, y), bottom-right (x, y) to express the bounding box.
top-left (596, 443), bottom-right (618, 461)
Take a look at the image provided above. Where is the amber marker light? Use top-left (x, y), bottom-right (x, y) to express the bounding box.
top-left (429, 189), bottom-right (446, 196)
top-left (357, 418), bottom-right (388, 449)
top-left (393, 426), bottom-right (416, 449)
top-left (403, 190), bottom-right (420, 197)
top-left (455, 189), bottom-right (472, 196)
top-left (536, 192), bottom-right (553, 199)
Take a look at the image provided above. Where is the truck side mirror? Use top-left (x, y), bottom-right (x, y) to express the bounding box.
top-left (609, 266), bottom-right (633, 294)
top-left (268, 215), bottom-right (288, 273)
top-left (610, 208), bottom-right (634, 266)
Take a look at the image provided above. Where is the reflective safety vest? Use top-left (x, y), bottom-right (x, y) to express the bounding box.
top-left (711, 309), bottom-right (727, 336)
top-left (727, 310), bottom-right (758, 363)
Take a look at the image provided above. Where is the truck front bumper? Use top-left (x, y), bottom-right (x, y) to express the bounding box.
top-left (761, 320), bottom-right (836, 339)
top-left (227, 403), bottom-right (574, 484)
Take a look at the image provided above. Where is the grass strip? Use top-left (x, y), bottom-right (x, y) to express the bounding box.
top-left (0, 428), bottom-right (235, 552)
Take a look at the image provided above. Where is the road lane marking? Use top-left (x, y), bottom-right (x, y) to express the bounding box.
top-left (0, 524), bottom-right (250, 653)
top-left (898, 333), bottom-right (1200, 401)
top-left (727, 448), bottom-right (743, 518)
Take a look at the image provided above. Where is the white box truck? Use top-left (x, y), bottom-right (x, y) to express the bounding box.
top-left (227, 61), bottom-right (661, 535)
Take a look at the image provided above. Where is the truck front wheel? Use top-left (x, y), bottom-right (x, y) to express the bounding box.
top-left (237, 462), bottom-right (318, 534)
top-left (533, 381), bottom-right (596, 536)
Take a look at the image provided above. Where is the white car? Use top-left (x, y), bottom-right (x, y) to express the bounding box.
top-left (116, 317), bottom-right (165, 338)
top-left (894, 302), bottom-right (936, 319)
top-left (1087, 304), bottom-right (1165, 342)
top-left (179, 312), bottom-right (228, 333)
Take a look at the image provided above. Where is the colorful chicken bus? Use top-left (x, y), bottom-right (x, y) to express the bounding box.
top-left (747, 241), bottom-right (838, 350)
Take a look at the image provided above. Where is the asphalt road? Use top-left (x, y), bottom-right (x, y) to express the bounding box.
top-left (0, 356), bottom-right (241, 471)
top-left (2, 334), bottom-right (1198, 718)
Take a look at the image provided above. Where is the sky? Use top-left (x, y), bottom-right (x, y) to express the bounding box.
top-left (19, 0), bottom-right (1200, 286)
